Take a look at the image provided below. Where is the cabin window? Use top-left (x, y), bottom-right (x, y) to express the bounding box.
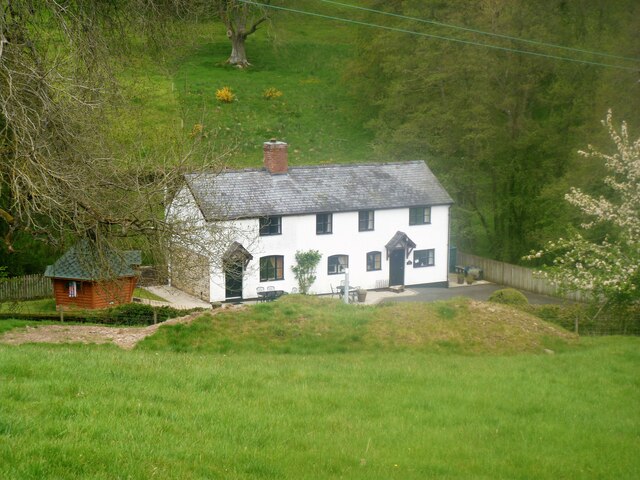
top-left (366, 251), bottom-right (381, 271)
top-left (259, 216), bottom-right (282, 236)
top-left (316, 213), bottom-right (333, 235)
top-left (413, 249), bottom-right (435, 267)
top-left (409, 206), bottom-right (431, 225)
top-left (260, 255), bottom-right (284, 281)
top-left (359, 210), bottom-right (374, 231)
top-left (68, 281), bottom-right (78, 298)
top-left (328, 254), bottom-right (348, 275)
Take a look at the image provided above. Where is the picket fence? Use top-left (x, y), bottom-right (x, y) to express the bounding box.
top-left (457, 251), bottom-right (588, 302)
top-left (0, 274), bottom-right (53, 301)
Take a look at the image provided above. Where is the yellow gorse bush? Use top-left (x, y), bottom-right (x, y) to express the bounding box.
top-left (189, 123), bottom-right (204, 138)
top-left (215, 86), bottom-right (236, 103)
top-left (263, 87), bottom-right (283, 100)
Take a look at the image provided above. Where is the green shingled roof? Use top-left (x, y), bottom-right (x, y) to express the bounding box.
top-left (44, 241), bottom-right (141, 281)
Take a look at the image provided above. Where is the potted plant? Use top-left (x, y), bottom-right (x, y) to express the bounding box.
top-left (465, 274), bottom-right (476, 285)
top-left (457, 272), bottom-right (465, 284)
top-left (357, 288), bottom-right (367, 303)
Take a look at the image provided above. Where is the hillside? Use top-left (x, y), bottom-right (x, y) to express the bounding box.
top-left (111, 16), bottom-right (376, 168)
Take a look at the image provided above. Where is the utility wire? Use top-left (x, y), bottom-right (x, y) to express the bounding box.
top-left (239, 0), bottom-right (640, 72)
top-left (317, 0), bottom-right (640, 64)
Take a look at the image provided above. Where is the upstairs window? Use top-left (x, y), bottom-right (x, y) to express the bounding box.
top-left (413, 249), bottom-right (435, 268)
top-left (328, 254), bottom-right (348, 275)
top-left (259, 216), bottom-right (282, 236)
top-left (316, 213), bottom-right (333, 235)
top-left (260, 255), bottom-right (284, 281)
top-left (366, 251), bottom-right (381, 271)
top-left (409, 206), bottom-right (431, 225)
top-left (359, 210), bottom-right (375, 231)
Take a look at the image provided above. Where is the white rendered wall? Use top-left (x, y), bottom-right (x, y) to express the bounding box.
top-left (208, 205), bottom-right (451, 302)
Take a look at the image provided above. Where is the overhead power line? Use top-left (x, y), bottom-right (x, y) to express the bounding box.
top-left (317, 0), bottom-right (640, 64)
top-left (238, 0), bottom-right (640, 72)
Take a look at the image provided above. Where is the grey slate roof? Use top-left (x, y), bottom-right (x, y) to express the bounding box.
top-left (184, 161), bottom-right (453, 220)
top-left (44, 241), bottom-right (141, 281)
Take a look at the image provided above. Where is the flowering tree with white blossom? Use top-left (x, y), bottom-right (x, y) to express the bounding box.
top-left (526, 111), bottom-right (639, 308)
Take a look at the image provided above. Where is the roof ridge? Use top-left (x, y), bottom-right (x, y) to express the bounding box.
top-left (185, 160), bottom-right (425, 177)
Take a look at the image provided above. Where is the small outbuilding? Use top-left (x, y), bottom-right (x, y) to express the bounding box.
top-left (44, 241), bottom-right (141, 309)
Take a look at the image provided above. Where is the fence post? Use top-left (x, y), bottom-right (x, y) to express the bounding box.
top-left (153, 307), bottom-right (157, 325)
top-left (59, 307), bottom-right (64, 323)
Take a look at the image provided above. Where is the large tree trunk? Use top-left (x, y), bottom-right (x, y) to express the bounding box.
top-left (227, 32), bottom-right (249, 68)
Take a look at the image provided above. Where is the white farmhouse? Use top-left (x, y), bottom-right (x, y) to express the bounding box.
top-left (167, 140), bottom-right (453, 302)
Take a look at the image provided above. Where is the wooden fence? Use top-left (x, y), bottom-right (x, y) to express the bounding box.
top-left (457, 251), bottom-right (588, 302)
top-left (0, 274), bottom-right (53, 301)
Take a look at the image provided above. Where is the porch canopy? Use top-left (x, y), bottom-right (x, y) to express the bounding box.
top-left (385, 231), bottom-right (416, 259)
top-left (222, 241), bottom-right (253, 267)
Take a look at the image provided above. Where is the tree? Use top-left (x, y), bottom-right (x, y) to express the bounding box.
top-left (215, 0), bottom-right (271, 67)
top-left (0, 1), bottom-right (225, 275)
top-left (526, 111), bottom-right (639, 308)
top-left (347, 0), bottom-right (640, 263)
top-left (291, 250), bottom-right (322, 294)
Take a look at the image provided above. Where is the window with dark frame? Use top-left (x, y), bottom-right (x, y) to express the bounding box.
top-left (260, 255), bottom-right (284, 281)
top-left (316, 213), bottom-right (333, 234)
top-left (409, 206), bottom-right (431, 225)
top-left (413, 249), bottom-right (435, 268)
top-left (259, 216), bottom-right (282, 236)
top-left (358, 210), bottom-right (375, 231)
top-left (328, 254), bottom-right (349, 275)
top-left (366, 251), bottom-right (381, 271)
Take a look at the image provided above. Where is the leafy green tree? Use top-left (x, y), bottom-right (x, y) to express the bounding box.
top-left (526, 111), bottom-right (639, 309)
top-left (291, 250), bottom-right (322, 294)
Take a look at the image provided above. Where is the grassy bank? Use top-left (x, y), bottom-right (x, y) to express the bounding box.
top-left (1, 336), bottom-right (638, 479)
top-left (139, 295), bottom-right (575, 355)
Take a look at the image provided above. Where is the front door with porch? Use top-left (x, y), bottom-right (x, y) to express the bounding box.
top-left (389, 249), bottom-right (405, 286)
top-left (224, 260), bottom-right (243, 299)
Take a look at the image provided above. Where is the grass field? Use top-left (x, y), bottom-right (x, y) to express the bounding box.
top-left (1, 297), bottom-right (638, 479)
top-left (111, 15), bottom-right (376, 168)
top-left (0, 337), bottom-right (638, 479)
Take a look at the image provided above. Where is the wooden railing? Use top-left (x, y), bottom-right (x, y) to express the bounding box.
top-left (0, 274), bottom-right (53, 301)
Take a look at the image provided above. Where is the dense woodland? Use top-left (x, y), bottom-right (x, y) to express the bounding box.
top-left (1, 0), bottom-right (639, 274)
top-left (347, 0), bottom-right (640, 262)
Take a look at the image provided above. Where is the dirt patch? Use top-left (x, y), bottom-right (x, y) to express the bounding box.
top-left (0, 311), bottom-right (206, 350)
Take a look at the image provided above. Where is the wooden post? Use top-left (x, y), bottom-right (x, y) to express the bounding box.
top-left (59, 307), bottom-right (64, 323)
top-left (153, 308), bottom-right (157, 325)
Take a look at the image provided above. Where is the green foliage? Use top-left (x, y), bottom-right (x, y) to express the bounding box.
top-left (291, 249), bottom-right (322, 294)
top-left (348, 0), bottom-right (640, 263)
top-left (527, 112), bottom-right (640, 309)
top-left (101, 303), bottom-right (189, 326)
top-left (489, 288), bottom-right (529, 307)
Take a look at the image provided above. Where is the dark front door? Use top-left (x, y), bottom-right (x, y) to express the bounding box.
top-left (224, 260), bottom-right (243, 299)
top-left (389, 249), bottom-right (405, 286)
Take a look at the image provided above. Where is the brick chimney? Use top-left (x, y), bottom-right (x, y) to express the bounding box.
top-left (263, 139), bottom-right (288, 174)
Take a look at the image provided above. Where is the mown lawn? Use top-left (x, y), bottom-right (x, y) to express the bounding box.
top-left (1, 334), bottom-right (638, 479)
